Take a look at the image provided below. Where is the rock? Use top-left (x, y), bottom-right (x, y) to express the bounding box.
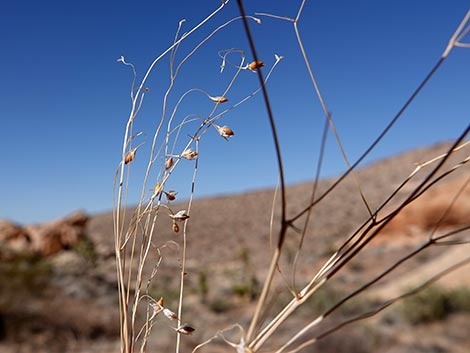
top-left (25, 211), bottom-right (88, 257)
top-left (0, 220), bottom-right (32, 258)
top-left (0, 211), bottom-right (89, 258)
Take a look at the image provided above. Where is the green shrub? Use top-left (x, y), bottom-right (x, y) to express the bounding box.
top-left (198, 270), bottom-right (208, 303)
top-left (303, 286), bottom-right (372, 317)
top-left (232, 275), bottom-right (260, 301)
top-left (71, 238), bottom-right (97, 264)
top-left (401, 285), bottom-right (470, 324)
top-left (0, 255), bottom-right (52, 310)
top-left (208, 298), bottom-right (233, 313)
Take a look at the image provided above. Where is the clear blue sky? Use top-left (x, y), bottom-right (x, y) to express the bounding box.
top-left (1, 0), bottom-right (469, 224)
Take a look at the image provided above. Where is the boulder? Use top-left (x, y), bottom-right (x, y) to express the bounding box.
top-left (0, 220), bottom-right (32, 258)
top-left (0, 211), bottom-right (88, 258)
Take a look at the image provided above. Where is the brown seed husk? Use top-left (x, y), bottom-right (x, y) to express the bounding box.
top-left (181, 150), bottom-right (198, 160)
top-left (220, 126), bottom-right (234, 136)
top-left (165, 191), bottom-right (177, 201)
top-left (165, 157), bottom-right (174, 170)
top-left (210, 96), bottom-right (228, 103)
top-left (248, 60), bottom-right (265, 71)
top-left (125, 150), bottom-right (136, 164)
top-left (176, 324), bottom-right (195, 335)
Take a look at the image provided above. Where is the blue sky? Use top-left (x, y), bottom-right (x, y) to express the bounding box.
top-left (1, 0), bottom-right (469, 224)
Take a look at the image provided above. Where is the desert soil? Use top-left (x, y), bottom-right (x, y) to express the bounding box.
top-left (1, 141), bottom-right (469, 353)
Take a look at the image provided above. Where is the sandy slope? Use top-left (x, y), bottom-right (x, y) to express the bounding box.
top-left (1, 141), bottom-right (469, 353)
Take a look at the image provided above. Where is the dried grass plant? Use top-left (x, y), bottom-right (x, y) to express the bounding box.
top-left (113, 1), bottom-right (470, 353)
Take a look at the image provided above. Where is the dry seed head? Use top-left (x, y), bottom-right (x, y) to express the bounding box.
top-left (165, 157), bottom-right (174, 170)
top-left (163, 308), bottom-right (179, 321)
top-left (216, 125), bottom-right (235, 139)
top-left (144, 87), bottom-right (150, 92)
top-left (181, 149), bottom-right (198, 160)
top-left (248, 60), bottom-right (265, 71)
top-left (124, 149), bottom-right (136, 164)
top-left (157, 297), bottom-right (164, 307)
top-left (172, 222), bottom-right (180, 233)
top-left (209, 95), bottom-right (229, 103)
top-left (175, 323), bottom-right (195, 335)
top-left (171, 210), bottom-right (190, 222)
top-left (164, 190), bottom-right (177, 201)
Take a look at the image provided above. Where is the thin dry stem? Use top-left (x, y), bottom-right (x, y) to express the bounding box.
top-left (113, 3), bottom-right (470, 353)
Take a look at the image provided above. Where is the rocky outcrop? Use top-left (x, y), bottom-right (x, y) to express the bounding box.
top-left (0, 211), bottom-right (88, 258)
top-left (0, 221), bottom-right (31, 257)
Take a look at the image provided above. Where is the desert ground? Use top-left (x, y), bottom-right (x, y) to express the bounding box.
top-left (1, 141), bottom-right (469, 353)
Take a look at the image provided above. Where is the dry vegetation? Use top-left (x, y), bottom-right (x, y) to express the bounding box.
top-left (0, 142), bottom-right (469, 353)
top-left (1, 1), bottom-right (470, 353)
top-left (110, 1), bottom-right (470, 352)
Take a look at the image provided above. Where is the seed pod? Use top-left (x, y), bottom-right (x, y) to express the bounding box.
top-left (165, 157), bottom-right (174, 170)
top-left (164, 190), bottom-right (178, 201)
top-left (176, 323), bottom-right (195, 335)
top-left (172, 222), bottom-right (180, 233)
top-left (125, 149), bottom-right (136, 164)
top-left (248, 60), bottom-right (265, 71)
top-left (157, 297), bottom-right (164, 307)
top-left (181, 149), bottom-right (198, 160)
top-left (209, 95), bottom-right (229, 103)
top-left (163, 308), bottom-right (179, 321)
top-left (144, 87), bottom-right (150, 92)
top-left (216, 125), bottom-right (235, 140)
top-left (171, 210), bottom-right (190, 222)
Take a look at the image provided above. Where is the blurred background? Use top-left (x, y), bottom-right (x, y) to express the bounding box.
top-left (0, 1), bottom-right (469, 353)
top-left (1, 0), bottom-right (469, 224)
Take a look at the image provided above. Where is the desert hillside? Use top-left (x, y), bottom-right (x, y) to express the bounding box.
top-left (1, 141), bottom-right (469, 353)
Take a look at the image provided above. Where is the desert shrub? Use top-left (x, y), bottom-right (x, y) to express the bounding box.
top-left (208, 298), bottom-right (233, 314)
top-left (0, 255), bottom-right (52, 309)
top-left (71, 238), bottom-right (97, 264)
top-left (198, 270), bottom-right (209, 303)
top-left (303, 286), bottom-right (373, 318)
top-left (112, 1), bottom-right (470, 352)
top-left (232, 275), bottom-right (260, 300)
top-left (401, 285), bottom-right (470, 324)
top-left (448, 286), bottom-right (470, 312)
